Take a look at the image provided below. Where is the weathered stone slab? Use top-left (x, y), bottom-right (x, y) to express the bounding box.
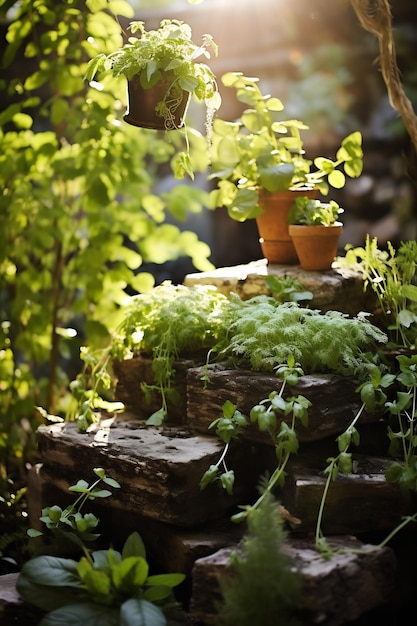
top-left (184, 260), bottom-right (377, 315)
top-left (282, 454), bottom-right (410, 535)
top-left (190, 536), bottom-right (396, 626)
top-left (113, 355), bottom-right (202, 424)
top-left (36, 417), bottom-right (262, 527)
top-left (186, 364), bottom-right (382, 443)
top-left (0, 573), bottom-right (43, 626)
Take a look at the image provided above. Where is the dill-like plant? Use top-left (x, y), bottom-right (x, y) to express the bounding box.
top-left (217, 488), bottom-right (302, 626)
top-left (111, 282), bottom-right (234, 422)
top-left (223, 297), bottom-right (387, 378)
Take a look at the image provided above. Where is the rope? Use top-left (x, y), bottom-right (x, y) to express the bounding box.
top-left (350, 0), bottom-right (417, 155)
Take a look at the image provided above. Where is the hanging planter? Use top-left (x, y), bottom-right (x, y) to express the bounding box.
top-left (124, 74), bottom-right (190, 130)
top-left (84, 20), bottom-right (220, 178)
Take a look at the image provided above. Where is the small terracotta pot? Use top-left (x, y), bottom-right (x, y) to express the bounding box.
top-left (256, 188), bottom-right (318, 265)
top-left (123, 75), bottom-right (190, 130)
top-left (288, 223), bottom-right (343, 271)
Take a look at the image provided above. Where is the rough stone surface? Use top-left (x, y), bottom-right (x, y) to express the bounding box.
top-left (190, 536), bottom-right (396, 626)
top-left (0, 573), bottom-right (43, 626)
top-left (283, 454), bottom-right (410, 535)
top-left (113, 355), bottom-right (202, 424)
top-left (184, 259), bottom-right (377, 315)
top-left (36, 418), bottom-right (262, 527)
top-left (187, 364), bottom-right (382, 443)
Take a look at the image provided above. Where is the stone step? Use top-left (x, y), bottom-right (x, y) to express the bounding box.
top-left (36, 418), bottom-right (263, 527)
top-left (186, 364), bottom-right (382, 443)
top-left (190, 536), bottom-right (396, 626)
top-left (0, 573), bottom-right (43, 626)
top-left (183, 259), bottom-right (377, 316)
top-left (114, 358), bottom-right (383, 443)
top-left (282, 454), bottom-right (410, 535)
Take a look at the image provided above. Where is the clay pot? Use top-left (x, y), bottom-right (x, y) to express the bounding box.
top-left (288, 223), bottom-right (343, 271)
top-left (256, 188), bottom-right (318, 265)
top-left (123, 75), bottom-right (190, 130)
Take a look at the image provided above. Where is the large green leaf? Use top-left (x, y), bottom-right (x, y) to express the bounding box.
top-left (20, 556), bottom-right (80, 587)
top-left (122, 532), bottom-right (147, 560)
top-left (259, 162), bottom-right (295, 192)
top-left (40, 602), bottom-right (119, 626)
top-left (120, 598), bottom-right (166, 626)
top-left (16, 575), bottom-right (81, 612)
top-left (112, 556), bottom-right (149, 591)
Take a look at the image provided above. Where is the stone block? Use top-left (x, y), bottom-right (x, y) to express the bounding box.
top-left (190, 536), bottom-right (396, 626)
top-left (36, 418), bottom-right (262, 527)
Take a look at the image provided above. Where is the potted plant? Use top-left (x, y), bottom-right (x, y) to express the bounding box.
top-left (208, 72), bottom-right (363, 264)
top-left (84, 19), bottom-right (221, 178)
top-left (288, 196), bottom-right (344, 270)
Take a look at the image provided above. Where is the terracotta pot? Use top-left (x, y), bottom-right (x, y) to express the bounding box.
top-left (288, 223), bottom-right (343, 271)
top-left (256, 188), bottom-right (318, 265)
top-left (123, 75), bottom-right (190, 130)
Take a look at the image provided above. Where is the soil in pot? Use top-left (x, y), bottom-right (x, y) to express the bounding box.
top-left (256, 188), bottom-right (317, 265)
top-left (288, 223), bottom-right (343, 271)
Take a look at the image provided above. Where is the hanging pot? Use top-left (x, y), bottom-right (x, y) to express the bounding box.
top-left (123, 75), bottom-right (190, 130)
top-left (288, 223), bottom-right (343, 271)
top-left (256, 188), bottom-right (318, 265)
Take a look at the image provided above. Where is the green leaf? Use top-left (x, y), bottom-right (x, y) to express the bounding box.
top-left (146, 572), bottom-right (185, 588)
top-left (112, 556), bottom-right (149, 591)
top-left (68, 480), bottom-right (90, 494)
top-left (122, 532), bottom-right (146, 560)
top-left (402, 284), bottom-right (417, 302)
top-left (46, 505), bottom-right (64, 524)
top-left (146, 408), bottom-right (167, 426)
top-left (257, 410), bottom-right (277, 432)
top-left (89, 488), bottom-right (113, 499)
top-left (40, 602), bottom-right (119, 626)
top-left (338, 451), bottom-right (352, 474)
top-left (398, 308), bottom-right (417, 328)
top-left (199, 465), bottom-right (219, 490)
top-left (228, 188), bottom-right (262, 221)
top-left (220, 469), bottom-right (235, 494)
top-left (259, 163), bottom-right (294, 192)
top-left (20, 556), bottom-right (80, 587)
top-left (16, 574), bottom-right (80, 612)
top-left (327, 169), bottom-right (345, 189)
top-left (337, 431), bottom-right (352, 452)
top-left (120, 598), bottom-right (166, 626)
top-left (82, 568), bottom-right (112, 598)
top-left (222, 399), bottom-right (237, 419)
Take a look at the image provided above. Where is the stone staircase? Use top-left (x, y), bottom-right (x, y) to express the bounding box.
top-left (3, 262), bottom-right (415, 625)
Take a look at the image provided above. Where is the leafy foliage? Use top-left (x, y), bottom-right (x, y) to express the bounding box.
top-left (288, 196), bottom-right (343, 226)
top-left (84, 18), bottom-right (220, 177)
top-left (208, 72), bottom-right (363, 221)
top-left (338, 237), bottom-right (417, 347)
top-left (72, 282), bottom-right (389, 430)
top-left (108, 282), bottom-right (233, 425)
top-left (264, 274), bottom-right (313, 304)
top-left (0, 0), bottom-right (214, 494)
top-left (217, 489), bottom-right (302, 626)
top-left (222, 297), bottom-right (387, 377)
top-left (201, 358), bottom-right (311, 524)
top-left (84, 18), bottom-right (218, 99)
top-left (18, 468), bottom-right (185, 625)
top-left (385, 354), bottom-right (417, 491)
top-left (17, 530), bottom-right (185, 626)
top-left (28, 468), bottom-right (121, 557)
